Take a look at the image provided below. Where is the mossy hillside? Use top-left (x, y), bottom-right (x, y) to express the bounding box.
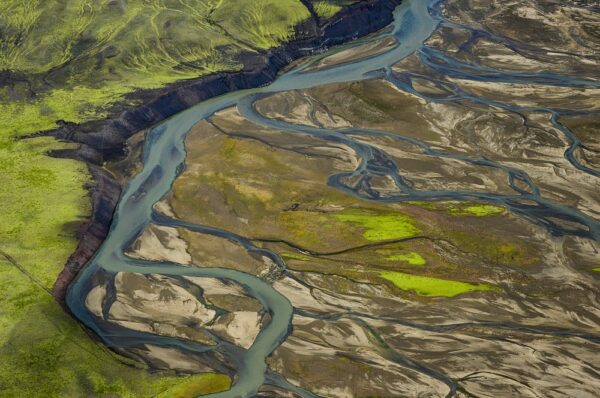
top-left (214, 0), bottom-right (310, 49)
top-left (308, 1), bottom-right (360, 19)
top-left (0, 0), bottom-right (314, 139)
top-left (0, 136), bottom-right (90, 289)
top-left (312, 2), bottom-right (342, 18)
top-left (379, 271), bottom-right (497, 297)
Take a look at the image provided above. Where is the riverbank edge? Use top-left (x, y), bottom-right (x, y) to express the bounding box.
top-left (50, 0), bottom-right (403, 301)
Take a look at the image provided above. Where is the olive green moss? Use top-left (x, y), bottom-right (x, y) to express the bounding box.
top-left (592, 267), bottom-right (600, 272)
top-left (407, 201), bottom-right (505, 217)
top-left (379, 271), bottom-right (497, 297)
top-left (156, 374), bottom-right (231, 398)
top-left (281, 252), bottom-right (314, 261)
top-left (449, 204), bottom-right (505, 217)
top-left (334, 210), bottom-right (421, 241)
top-left (385, 252), bottom-right (426, 266)
top-left (0, 0), bottom-right (311, 138)
top-left (448, 230), bottom-right (537, 266)
top-left (310, 1), bottom-right (358, 18)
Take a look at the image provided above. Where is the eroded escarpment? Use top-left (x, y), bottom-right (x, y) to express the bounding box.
top-left (51, 0), bottom-right (403, 301)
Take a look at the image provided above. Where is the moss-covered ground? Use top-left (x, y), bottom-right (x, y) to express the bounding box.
top-left (167, 108), bottom-right (548, 300)
top-left (383, 251), bottom-right (426, 266)
top-left (0, 0), bottom-right (314, 139)
top-left (379, 271), bottom-right (497, 297)
top-left (310, 1), bottom-right (358, 18)
top-left (334, 211), bottom-right (421, 241)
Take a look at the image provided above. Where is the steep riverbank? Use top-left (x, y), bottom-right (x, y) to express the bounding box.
top-left (51, 0), bottom-right (402, 301)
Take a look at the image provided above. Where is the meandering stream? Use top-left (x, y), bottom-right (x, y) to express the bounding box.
top-left (66, 1), bottom-right (599, 397)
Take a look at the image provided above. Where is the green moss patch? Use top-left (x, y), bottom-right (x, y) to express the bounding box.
top-left (310, 1), bottom-right (358, 18)
top-left (281, 252), bottom-right (314, 261)
top-left (0, 136), bottom-right (90, 289)
top-left (592, 267), bottom-right (600, 272)
top-left (379, 271), bottom-right (497, 297)
top-left (334, 210), bottom-right (421, 241)
top-left (385, 252), bottom-right (426, 266)
top-left (312, 1), bottom-right (342, 18)
top-left (450, 204), bottom-right (505, 217)
top-left (0, 0), bottom-right (312, 139)
top-left (407, 201), bottom-right (505, 217)
top-left (156, 374), bottom-right (231, 398)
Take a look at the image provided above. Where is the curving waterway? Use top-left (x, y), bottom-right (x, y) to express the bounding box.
top-left (66, 1), bottom-right (600, 397)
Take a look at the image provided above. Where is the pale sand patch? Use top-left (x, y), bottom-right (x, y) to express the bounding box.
top-left (107, 273), bottom-right (216, 344)
top-left (211, 311), bottom-right (262, 349)
top-left (85, 284), bottom-right (106, 317)
top-left (127, 224), bottom-right (192, 265)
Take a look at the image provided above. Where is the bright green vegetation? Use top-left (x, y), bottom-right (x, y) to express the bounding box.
top-left (0, 136), bottom-right (90, 290)
top-left (282, 252), bottom-right (314, 261)
top-left (450, 204), bottom-right (505, 217)
top-left (156, 374), bottom-right (231, 398)
top-left (385, 252), bottom-right (426, 266)
top-left (312, 1), bottom-right (342, 18)
top-left (0, 0), bottom-right (313, 139)
top-left (310, 1), bottom-right (358, 18)
top-left (379, 271), bottom-right (497, 297)
top-left (334, 210), bottom-right (421, 241)
top-left (407, 201), bottom-right (505, 217)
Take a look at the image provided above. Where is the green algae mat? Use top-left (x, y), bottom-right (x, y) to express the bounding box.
top-left (380, 271), bottom-right (497, 297)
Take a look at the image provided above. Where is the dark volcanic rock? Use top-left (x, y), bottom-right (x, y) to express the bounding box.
top-left (53, 165), bottom-right (120, 301)
top-left (51, 0), bottom-right (402, 301)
